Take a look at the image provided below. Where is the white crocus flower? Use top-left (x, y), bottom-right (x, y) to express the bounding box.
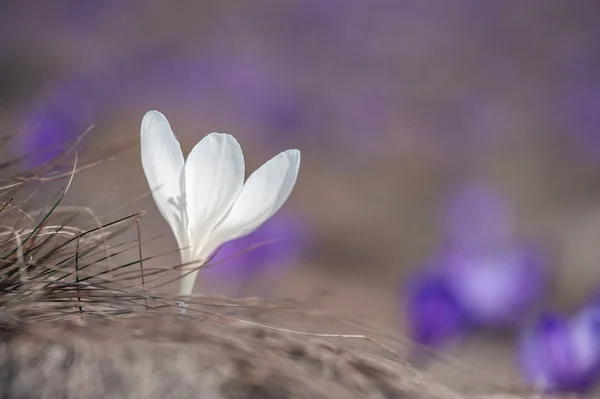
top-left (141, 110), bottom-right (300, 303)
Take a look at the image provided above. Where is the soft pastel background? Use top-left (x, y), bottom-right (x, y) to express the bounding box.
top-left (3, 0), bottom-right (600, 393)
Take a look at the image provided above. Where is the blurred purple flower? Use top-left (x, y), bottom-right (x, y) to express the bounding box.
top-left (17, 74), bottom-right (116, 167)
top-left (20, 106), bottom-right (85, 166)
top-left (570, 302), bottom-right (600, 381)
top-left (438, 181), bottom-right (546, 326)
top-left (404, 267), bottom-right (471, 350)
top-left (404, 246), bottom-right (544, 351)
top-left (200, 210), bottom-right (309, 297)
top-left (443, 245), bottom-right (546, 326)
top-left (519, 308), bottom-right (600, 393)
top-left (404, 181), bottom-right (547, 345)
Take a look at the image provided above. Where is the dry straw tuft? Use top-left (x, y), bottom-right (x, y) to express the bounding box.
top-left (0, 130), bottom-right (582, 398)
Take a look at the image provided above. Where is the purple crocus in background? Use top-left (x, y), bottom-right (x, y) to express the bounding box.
top-left (403, 181), bottom-right (547, 350)
top-left (404, 266), bottom-right (471, 351)
top-left (519, 299), bottom-right (600, 393)
top-left (443, 244), bottom-right (546, 327)
top-left (569, 298), bottom-right (600, 385)
top-left (20, 104), bottom-right (89, 167)
top-left (17, 74), bottom-right (116, 167)
top-left (439, 181), bottom-right (546, 327)
top-left (200, 210), bottom-right (308, 297)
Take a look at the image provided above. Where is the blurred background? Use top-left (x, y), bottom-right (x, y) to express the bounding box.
top-left (3, 0), bottom-right (600, 394)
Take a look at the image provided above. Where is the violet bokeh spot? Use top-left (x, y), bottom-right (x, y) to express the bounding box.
top-left (21, 106), bottom-right (84, 166)
top-left (434, 181), bottom-right (547, 327)
top-left (443, 245), bottom-right (546, 327)
top-left (519, 311), bottom-right (600, 393)
top-left (568, 294), bottom-right (600, 377)
top-left (17, 74), bottom-right (116, 168)
top-left (519, 313), bottom-right (577, 391)
top-left (200, 210), bottom-right (309, 297)
top-left (404, 267), bottom-right (470, 349)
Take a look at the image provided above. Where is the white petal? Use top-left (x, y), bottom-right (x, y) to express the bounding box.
top-left (140, 111), bottom-right (187, 249)
top-left (184, 133), bottom-right (245, 260)
top-left (199, 149), bottom-right (301, 261)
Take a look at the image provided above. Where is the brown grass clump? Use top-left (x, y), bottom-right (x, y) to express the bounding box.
top-left (0, 131), bottom-right (584, 398)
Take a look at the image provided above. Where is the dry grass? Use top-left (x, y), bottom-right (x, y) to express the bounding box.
top-left (0, 131), bottom-right (586, 398)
